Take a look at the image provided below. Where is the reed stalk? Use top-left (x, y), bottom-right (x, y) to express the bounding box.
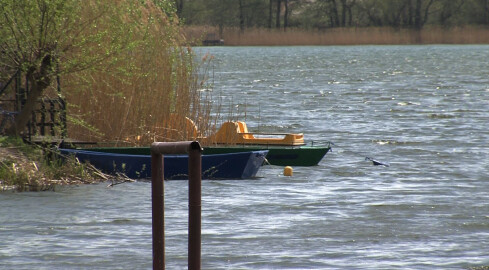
top-left (64, 2), bottom-right (218, 146)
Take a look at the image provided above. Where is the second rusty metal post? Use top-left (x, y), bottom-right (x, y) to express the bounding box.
top-left (151, 141), bottom-right (203, 270)
top-left (151, 150), bottom-right (165, 270)
top-left (188, 141), bottom-right (202, 270)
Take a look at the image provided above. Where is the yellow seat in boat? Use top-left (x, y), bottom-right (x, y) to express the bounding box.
top-left (210, 121), bottom-right (305, 146)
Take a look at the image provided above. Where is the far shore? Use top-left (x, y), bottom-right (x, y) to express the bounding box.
top-left (183, 26), bottom-right (489, 46)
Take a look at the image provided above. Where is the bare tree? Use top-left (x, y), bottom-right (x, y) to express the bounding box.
top-left (239, 0), bottom-right (245, 32)
top-left (339, 0), bottom-right (356, 26)
top-left (175, 0), bottom-right (184, 17)
top-left (406, 0), bottom-right (414, 26)
top-left (414, 0), bottom-right (436, 30)
top-left (386, 0), bottom-right (409, 28)
top-left (269, 0), bottom-right (273, 28)
top-left (329, 0), bottom-right (340, 26)
top-left (284, 0), bottom-right (289, 30)
top-left (437, 0), bottom-right (466, 25)
top-left (276, 0), bottom-right (282, 28)
top-left (358, 0), bottom-right (384, 26)
top-left (176, 0), bottom-right (489, 29)
top-left (485, 0), bottom-right (489, 24)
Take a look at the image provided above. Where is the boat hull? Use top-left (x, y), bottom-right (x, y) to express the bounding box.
top-left (83, 145), bottom-right (330, 166)
top-left (59, 149), bottom-right (267, 180)
top-left (204, 146), bottom-right (330, 166)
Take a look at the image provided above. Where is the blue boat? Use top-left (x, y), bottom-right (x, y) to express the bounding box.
top-left (83, 145), bottom-right (330, 166)
top-left (59, 148), bottom-right (268, 180)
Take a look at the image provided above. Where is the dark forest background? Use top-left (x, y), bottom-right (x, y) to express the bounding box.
top-left (175, 0), bottom-right (489, 31)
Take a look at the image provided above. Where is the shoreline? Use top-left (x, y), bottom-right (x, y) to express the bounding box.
top-left (183, 26), bottom-right (489, 46)
top-left (0, 141), bottom-right (110, 192)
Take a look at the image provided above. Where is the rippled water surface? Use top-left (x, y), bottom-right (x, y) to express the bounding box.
top-left (1, 45), bottom-right (489, 269)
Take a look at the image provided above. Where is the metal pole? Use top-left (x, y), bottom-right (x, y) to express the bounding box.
top-left (151, 141), bottom-right (195, 154)
top-left (151, 151), bottom-right (165, 270)
top-left (150, 141), bottom-right (203, 270)
top-left (188, 141), bottom-right (202, 270)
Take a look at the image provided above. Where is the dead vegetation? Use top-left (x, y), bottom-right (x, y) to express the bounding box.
top-left (0, 137), bottom-right (123, 192)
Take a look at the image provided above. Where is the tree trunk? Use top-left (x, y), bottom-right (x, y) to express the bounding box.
top-left (330, 0), bottom-right (340, 27)
top-left (406, 0), bottom-right (413, 27)
top-left (284, 0), bottom-right (289, 30)
top-left (414, 0), bottom-right (422, 30)
top-left (176, 0), bottom-right (183, 18)
top-left (391, 1), bottom-right (408, 28)
top-left (276, 0), bottom-right (281, 28)
top-left (6, 54), bottom-right (52, 136)
top-left (423, 0), bottom-right (436, 27)
top-left (268, 0), bottom-right (273, 28)
top-left (347, 4), bottom-right (353, 26)
top-left (486, 0), bottom-right (489, 24)
top-left (239, 0), bottom-right (245, 32)
top-left (439, 0), bottom-right (465, 26)
top-left (340, 0), bottom-right (347, 26)
top-left (414, 0), bottom-right (435, 30)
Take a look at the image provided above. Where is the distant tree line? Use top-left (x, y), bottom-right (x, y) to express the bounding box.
top-left (175, 0), bottom-right (489, 31)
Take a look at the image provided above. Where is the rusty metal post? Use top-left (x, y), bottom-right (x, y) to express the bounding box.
top-left (151, 141), bottom-right (203, 270)
top-left (188, 141), bottom-right (202, 270)
top-left (151, 150), bottom-right (165, 270)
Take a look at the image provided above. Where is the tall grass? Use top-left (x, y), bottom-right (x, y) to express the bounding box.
top-left (64, 2), bottom-right (218, 146)
top-left (184, 26), bottom-right (489, 46)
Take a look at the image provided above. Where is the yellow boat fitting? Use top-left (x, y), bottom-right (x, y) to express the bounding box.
top-left (208, 121), bottom-right (305, 146)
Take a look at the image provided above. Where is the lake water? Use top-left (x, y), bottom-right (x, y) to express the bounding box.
top-left (1, 45), bottom-right (489, 269)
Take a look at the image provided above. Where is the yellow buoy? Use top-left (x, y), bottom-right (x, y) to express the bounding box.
top-left (283, 166), bottom-right (293, 176)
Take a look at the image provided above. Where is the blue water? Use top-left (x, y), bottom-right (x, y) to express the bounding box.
top-left (1, 45), bottom-right (489, 269)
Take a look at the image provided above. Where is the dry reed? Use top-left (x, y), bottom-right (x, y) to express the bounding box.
top-left (64, 2), bottom-right (218, 146)
top-left (184, 26), bottom-right (489, 46)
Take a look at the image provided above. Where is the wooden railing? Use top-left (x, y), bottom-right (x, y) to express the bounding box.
top-left (0, 70), bottom-right (66, 140)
